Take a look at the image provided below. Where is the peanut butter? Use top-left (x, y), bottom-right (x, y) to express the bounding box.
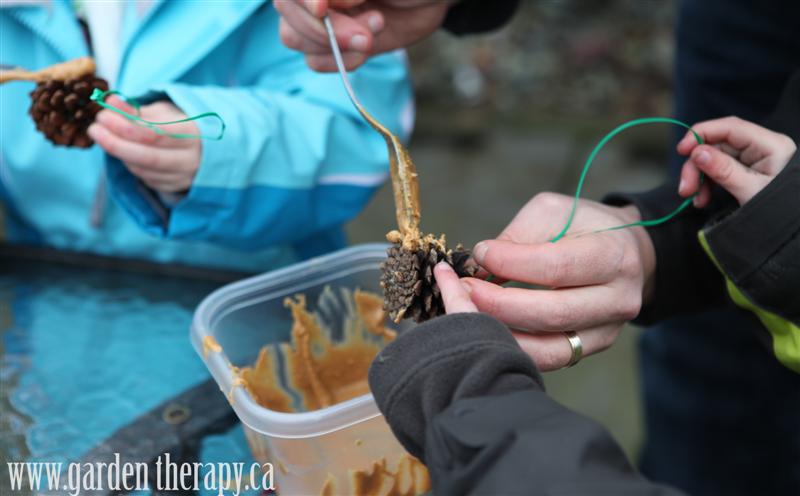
top-left (239, 347), bottom-right (293, 413)
top-left (320, 454), bottom-right (431, 496)
top-left (238, 288), bottom-right (394, 413)
top-left (202, 335), bottom-right (222, 359)
top-left (233, 288), bottom-right (431, 496)
top-left (0, 57), bottom-right (96, 84)
top-left (354, 289), bottom-right (397, 342)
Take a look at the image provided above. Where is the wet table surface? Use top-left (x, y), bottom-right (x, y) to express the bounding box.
top-left (0, 255), bottom-right (259, 494)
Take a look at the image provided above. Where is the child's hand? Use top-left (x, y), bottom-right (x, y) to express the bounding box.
top-left (677, 116), bottom-right (796, 207)
top-left (88, 96), bottom-right (202, 193)
top-left (434, 262), bottom-right (478, 314)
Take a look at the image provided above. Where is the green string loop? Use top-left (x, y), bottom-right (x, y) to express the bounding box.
top-left (549, 117), bottom-right (704, 243)
top-left (89, 88), bottom-right (226, 140)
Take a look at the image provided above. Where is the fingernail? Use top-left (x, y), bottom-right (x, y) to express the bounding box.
top-left (678, 178), bottom-right (686, 194)
top-left (693, 196), bottom-right (700, 207)
top-left (473, 242), bottom-right (488, 264)
top-left (367, 14), bottom-right (383, 33)
top-left (460, 280), bottom-right (473, 295)
top-left (87, 124), bottom-right (100, 138)
top-left (350, 34), bottom-right (368, 52)
top-left (695, 150), bottom-right (711, 166)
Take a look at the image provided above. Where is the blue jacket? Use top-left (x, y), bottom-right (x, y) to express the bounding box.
top-left (0, 0), bottom-right (412, 272)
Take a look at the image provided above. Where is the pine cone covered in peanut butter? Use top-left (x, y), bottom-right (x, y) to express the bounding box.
top-left (28, 75), bottom-right (109, 148)
top-left (380, 243), bottom-right (475, 323)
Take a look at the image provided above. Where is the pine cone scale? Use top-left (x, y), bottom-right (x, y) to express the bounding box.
top-left (380, 240), bottom-right (477, 324)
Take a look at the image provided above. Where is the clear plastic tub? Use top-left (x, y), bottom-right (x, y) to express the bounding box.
top-left (190, 244), bottom-right (420, 495)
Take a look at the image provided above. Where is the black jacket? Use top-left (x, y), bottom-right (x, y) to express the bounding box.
top-left (369, 313), bottom-right (683, 496)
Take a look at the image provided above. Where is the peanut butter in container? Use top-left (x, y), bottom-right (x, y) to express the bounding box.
top-left (191, 244), bottom-right (430, 495)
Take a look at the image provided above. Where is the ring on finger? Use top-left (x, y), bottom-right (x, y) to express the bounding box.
top-left (563, 331), bottom-right (583, 368)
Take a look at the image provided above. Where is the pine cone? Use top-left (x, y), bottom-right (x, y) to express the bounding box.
top-left (28, 75), bottom-right (109, 148)
top-left (380, 241), bottom-right (476, 323)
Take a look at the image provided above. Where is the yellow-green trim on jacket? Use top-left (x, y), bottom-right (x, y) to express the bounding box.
top-left (698, 230), bottom-right (800, 373)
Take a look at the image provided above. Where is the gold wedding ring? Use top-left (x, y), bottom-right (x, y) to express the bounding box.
top-left (564, 331), bottom-right (583, 368)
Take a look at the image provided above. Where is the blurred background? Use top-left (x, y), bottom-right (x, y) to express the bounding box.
top-left (349, 0), bottom-right (678, 459)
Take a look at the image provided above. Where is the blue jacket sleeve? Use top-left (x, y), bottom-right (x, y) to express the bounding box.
top-left (105, 51), bottom-right (413, 251)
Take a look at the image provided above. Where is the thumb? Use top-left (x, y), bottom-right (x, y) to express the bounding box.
top-left (690, 144), bottom-right (770, 205)
top-left (328, 9), bottom-right (375, 52)
top-left (434, 262), bottom-right (478, 314)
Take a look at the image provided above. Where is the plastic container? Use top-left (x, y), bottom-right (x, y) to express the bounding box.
top-left (191, 244), bottom-right (419, 495)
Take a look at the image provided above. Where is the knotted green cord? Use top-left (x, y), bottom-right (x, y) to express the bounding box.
top-left (549, 117), bottom-right (704, 243)
top-left (89, 88), bottom-right (226, 140)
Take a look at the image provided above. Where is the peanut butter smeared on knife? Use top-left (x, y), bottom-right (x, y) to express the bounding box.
top-left (321, 18), bottom-right (421, 251)
top-left (351, 103), bottom-right (422, 251)
top-left (323, 17), bottom-right (476, 324)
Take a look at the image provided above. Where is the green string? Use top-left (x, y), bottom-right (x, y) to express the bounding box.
top-left (483, 117), bottom-right (703, 284)
top-left (89, 88), bottom-right (226, 140)
top-left (549, 117), bottom-right (704, 243)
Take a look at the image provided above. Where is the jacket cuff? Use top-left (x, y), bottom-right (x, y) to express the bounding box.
top-left (156, 84), bottom-right (236, 191)
top-left (104, 156), bottom-right (171, 237)
top-left (148, 84), bottom-right (240, 238)
top-left (368, 313), bottom-right (543, 459)
top-left (762, 71), bottom-right (800, 140)
top-left (603, 182), bottom-right (717, 324)
top-left (442, 0), bottom-right (521, 35)
top-left (701, 151), bottom-right (800, 322)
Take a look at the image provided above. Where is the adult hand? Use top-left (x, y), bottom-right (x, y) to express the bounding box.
top-left (88, 96), bottom-right (201, 194)
top-left (275, 0), bottom-right (453, 71)
top-left (462, 193), bottom-right (656, 371)
top-left (677, 116), bottom-right (797, 207)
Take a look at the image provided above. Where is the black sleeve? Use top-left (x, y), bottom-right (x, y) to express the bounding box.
top-left (604, 184), bottom-right (735, 324)
top-left (368, 313), bottom-right (684, 496)
top-left (442, 0), bottom-right (521, 36)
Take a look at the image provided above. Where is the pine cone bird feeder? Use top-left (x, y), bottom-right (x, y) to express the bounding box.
top-left (373, 119), bottom-right (476, 324)
top-left (1, 57), bottom-right (108, 148)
